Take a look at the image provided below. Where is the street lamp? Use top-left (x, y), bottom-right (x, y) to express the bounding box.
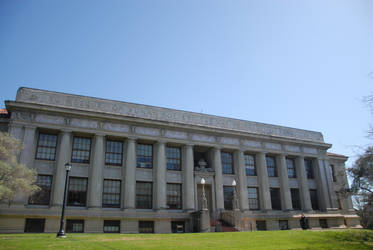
top-left (201, 178), bottom-right (208, 210)
top-left (232, 179), bottom-right (239, 211)
top-left (57, 162), bottom-right (72, 238)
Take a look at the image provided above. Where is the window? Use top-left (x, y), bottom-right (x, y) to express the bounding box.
top-left (223, 186), bottom-right (234, 210)
top-left (330, 164), bottom-right (337, 182)
top-left (256, 220), bottom-right (266, 231)
top-left (279, 220), bottom-right (289, 230)
top-left (136, 182), bottom-right (152, 209)
top-left (247, 187), bottom-right (259, 210)
top-left (245, 154), bottom-right (256, 176)
top-left (266, 156), bottom-right (277, 177)
top-left (171, 221), bottom-right (185, 233)
top-left (104, 220), bottom-right (120, 233)
top-left (319, 219), bottom-right (328, 229)
top-left (286, 158), bottom-right (296, 178)
top-left (66, 220), bottom-right (84, 233)
top-left (24, 218), bottom-right (45, 233)
top-left (35, 133), bottom-right (57, 160)
top-left (139, 221), bottom-right (154, 233)
top-left (290, 188), bottom-right (301, 210)
top-left (221, 152), bottom-right (233, 174)
top-left (167, 183), bottom-right (182, 209)
top-left (270, 188), bottom-right (281, 210)
top-left (28, 175), bottom-right (52, 205)
top-left (67, 177), bottom-right (88, 206)
top-left (305, 159), bottom-right (314, 179)
top-left (71, 137), bottom-right (91, 163)
top-left (336, 192), bottom-right (343, 210)
top-left (105, 140), bottom-right (123, 166)
top-left (137, 144), bottom-right (153, 168)
top-left (310, 189), bottom-right (319, 210)
top-left (102, 179), bottom-right (121, 208)
top-left (166, 146), bottom-right (181, 171)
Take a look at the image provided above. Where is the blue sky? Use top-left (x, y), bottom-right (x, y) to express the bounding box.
top-left (1, 1), bottom-right (372, 165)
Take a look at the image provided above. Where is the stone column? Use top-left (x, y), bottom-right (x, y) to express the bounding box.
top-left (182, 144), bottom-right (195, 211)
top-left (212, 147), bottom-right (224, 211)
top-left (154, 141), bottom-right (167, 210)
top-left (316, 158), bottom-right (336, 211)
top-left (256, 152), bottom-right (271, 211)
top-left (234, 150), bottom-right (249, 211)
top-left (277, 154), bottom-right (292, 211)
top-left (123, 137), bottom-right (136, 209)
top-left (88, 134), bottom-right (105, 208)
top-left (296, 156), bottom-right (312, 211)
top-left (52, 130), bottom-right (72, 207)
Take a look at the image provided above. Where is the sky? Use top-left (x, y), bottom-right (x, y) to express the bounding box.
top-left (0, 0), bottom-right (373, 166)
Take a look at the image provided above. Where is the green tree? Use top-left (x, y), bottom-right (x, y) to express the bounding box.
top-left (0, 132), bottom-right (39, 204)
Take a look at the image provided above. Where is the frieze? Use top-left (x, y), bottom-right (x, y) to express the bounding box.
top-left (103, 122), bottom-right (130, 133)
top-left (264, 142), bottom-right (282, 150)
top-left (191, 133), bottom-right (216, 143)
top-left (135, 126), bottom-right (160, 136)
top-left (35, 114), bottom-right (65, 125)
top-left (15, 87), bottom-right (325, 143)
top-left (284, 145), bottom-right (301, 153)
top-left (242, 140), bottom-right (261, 148)
top-left (303, 147), bottom-right (318, 155)
top-left (71, 118), bottom-right (98, 129)
top-left (164, 130), bottom-right (188, 139)
top-left (220, 137), bottom-right (239, 145)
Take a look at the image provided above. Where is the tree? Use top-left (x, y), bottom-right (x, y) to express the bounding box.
top-left (348, 147), bottom-right (373, 229)
top-left (0, 132), bottom-right (39, 204)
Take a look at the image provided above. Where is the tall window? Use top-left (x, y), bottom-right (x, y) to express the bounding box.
top-left (286, 158), bottom-right (296, 178)
top-left (245, 154), bottom-right (256, 176)
top-left (66, 220), bottom-right (84, 233)
top-left (105, 140), bottom-right (123, 166)
top-left (290, 188), bottom-right (301, 210)
top-left (28, 175), bottom-right (53, 205)
top-left (270, 188), bottom-right (281, 210)
top-left (309, 189), bottom-right (319, 210)
top-left (67, 177), bottom-right (88, 206)
top-left (71, 137), bottom-right (91, 163)
top-left (221, 152), bottom-right (233, 174)
top-left (104, 220), bottom-right (120, 233)
top-left (167, 183), bottom-right (182, 209)
top-left (35, 133), bottom-right (57, 160)
top-left (136, 182), bottom-right (152, 209)
top-left (305, 159), bottom-right (314, 179)
top-left (166, 147), bottom-right (181, 171)
top-left (330, 164), bottom-right (337, 182)
top-left (266, 156), bottom-right (277, 177)
top-left (223, 186), bottom-right (234, 210)
top-left (137, 144), bottom-right (153, 169)
top-left (247, 187), bottom-right (259, 210)
top-left (102, 179), bottom-right (121, 208)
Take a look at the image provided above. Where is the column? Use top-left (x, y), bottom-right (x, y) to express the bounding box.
top-left (212, 147), bottom-right (224, 211)
top-left (123, 137), bottom-right (136, 209)
top-left (256, 152), bottom-right (271, 210)
top-left (154, 141), bottom-right (167, 210)
top-left (88, 134), bottom-right (105, 208)
top-left (316, 158), bottom-right (336, 211)
top-left (277, 154), bottom-right (292, 211)
top-left (296, 156), bottom-right (312, 211)
top-left (234, 150), bottom-right (249, 211)
top-left (182, 144), bottom-right (195, 211)
top-left (52, 130), bottom-right (72, 206)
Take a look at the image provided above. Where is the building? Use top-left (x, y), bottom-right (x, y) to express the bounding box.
top-left (0, 87), bottom-right (361, 233)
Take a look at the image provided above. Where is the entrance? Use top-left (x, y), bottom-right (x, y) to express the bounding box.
top-left (197, 184), bottom-right (213, 213)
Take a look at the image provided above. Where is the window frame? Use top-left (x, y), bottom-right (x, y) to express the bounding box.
top-left (223, 186), bottom-right (234, 210)
top-left (102, 179), bottom-right (121, 208)
top-left (136, 143), bottom-right (153, 169)
top-left (105, 139), bottom-right (123, 166)
top-left (286, 157), bottom-right (296, 178)
top-left (270, 187), bottom-right (281, 210)
top-left (266, 155), bottom-right (278, 177)
top-left (71, 136), bottom-right (92, 164)
top-left (305, 159), bottom-right (314, 179)
top-left (67, 177), bottom-right (88, 207)
top-left (35, 132), bottom-right (58, 161)
top-left (28, 174), bottom-right (53, 205)
top-left (139, 221), bottom-right (154, 233)
top-left (330, 164), bottom-right (337, 182)
top-left (136, 181), bottom-right (153, 209)
top-left (309, 189), bottom-right (319, 210)
top-left (103, 220), bottom-right (120, 233)
top-left (24, 218), bottom-right (45, 233)
top-left (221, 151), bottom-right (234, 175)
top-left (290, 188), bottom-right (301, 210)
top-left (247, 187), bottom-right (260, 210)
top-left (244, 154), bottom-right (256, 176)
top-left (166, 183), bottom-right (182, 209)
top-left (166, 146), bottom-right (181, 171)
top-left (66, 219), bottom-right (84, 233)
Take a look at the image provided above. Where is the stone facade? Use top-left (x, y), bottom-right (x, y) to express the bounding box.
top-left (0, 87), bottom-right (361, 233)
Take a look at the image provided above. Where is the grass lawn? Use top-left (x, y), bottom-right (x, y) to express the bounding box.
top-left (0, 230), bottom-right (372, 250)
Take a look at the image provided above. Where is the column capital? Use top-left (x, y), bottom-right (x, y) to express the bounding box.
top-left (60, 128), bottom-right (73, 134)
top-left (94, 133), bottom-right (106, 138)
top-left (127, 136), bottom-right (137, 141)
top-left (24, 125), bottom-right (37, 130)
top-left (183, 143), bottom-right (195, 148)
top-left (155, 139), bottom-right (167, 145)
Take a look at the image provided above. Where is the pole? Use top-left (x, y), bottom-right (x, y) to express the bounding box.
top-left (57, 168), bottom-right (70, 237)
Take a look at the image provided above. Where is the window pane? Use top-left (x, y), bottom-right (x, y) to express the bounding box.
top-left (223, 186), bottom-right (234, 210)
top-left (71, 137), bottom-right (91, 163)
top-left (104, 220), bottom-right (120, 233)
top-left (67, 177), bottom-right (88, 206)
top-left (286, 158), bottom-right (296, 178)
top-left (305, 159), bottom-right (314, 179)
top-left (66, 220), bottom-right (84, 233)
top-left (221, 152), bottom-right (233, 174)
top-left (290, 188), bottom-right (301, 210)
top-left (137, 144), bottom-right (153, 168)
top-left (167, 183), bottom-right (182, 209)
top-left (105, 140), bottom-right (123, 166)
top-left (136, 182), bottom-right (152, 209)
top-left (139, 221), bottom-right (154, 233)
top-left (36, 133), bottom-right (57, 160)
top-left (102, 179), bottom-right (121, 207)
top-left (247, 187), bottom-right (259, 210)
top-left (28, 175), bottom-right (53, 205)
top-left (245, 154), bottom-right (256, 176)
top-left (166, 147), bottom-right (181, 171)
top-left (270, 188), bottom-right (281, 210)
top-left (266, 156), bottom-right (277, 177)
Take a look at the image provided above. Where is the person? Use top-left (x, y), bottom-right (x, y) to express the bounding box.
top-left (300, 213), bottom-right (308, 230)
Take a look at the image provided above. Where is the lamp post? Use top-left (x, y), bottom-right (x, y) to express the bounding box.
top-left (201, 178), bottom-right (208, 210)
top-left (57, 162), bottom-right (72, 238)
top-left (232, 179), bottom-right (239, 211)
